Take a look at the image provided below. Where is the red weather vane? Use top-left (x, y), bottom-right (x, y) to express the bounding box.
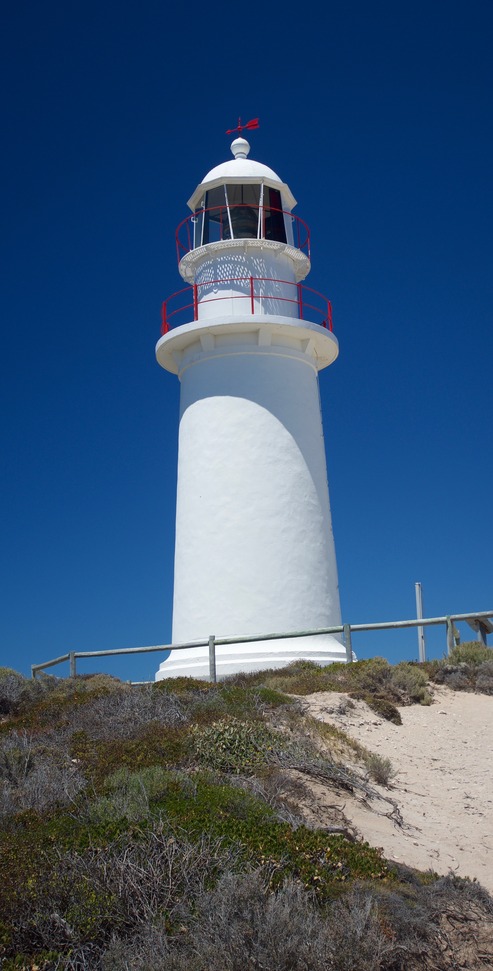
top-left (226, 117), bottom-right (260, 135)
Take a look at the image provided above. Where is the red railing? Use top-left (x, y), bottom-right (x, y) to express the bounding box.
top-left (175, 205), bottom-right (311, 262)
top-left (160, 276), bottom-right (333, 334)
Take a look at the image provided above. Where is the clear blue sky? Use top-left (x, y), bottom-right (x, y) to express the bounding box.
top-left (1, 0), bottom-right (492, 681)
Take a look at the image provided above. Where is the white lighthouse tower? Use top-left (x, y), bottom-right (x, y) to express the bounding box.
top-left (155, 133), bottom-right (346, 680)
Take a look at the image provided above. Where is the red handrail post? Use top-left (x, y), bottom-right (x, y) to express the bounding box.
top-left (161, 301), bottom-right (168, 335)
top-left (328, 300), bottom-right (333, 332)
top-left (250, 276), bottom-right (255, 315)
top-left (298, 283), bottom-right (304, 321)
top-left (193, 283), bottom-right (199, 321)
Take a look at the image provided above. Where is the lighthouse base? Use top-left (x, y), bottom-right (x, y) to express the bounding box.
top-left (155, 634), bottom-right (348, 682)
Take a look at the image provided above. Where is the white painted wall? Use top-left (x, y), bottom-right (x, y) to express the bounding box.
top-left (156, 334), bottom-right (344, 679)
top-left (194, 248), bottom-right (299, 321)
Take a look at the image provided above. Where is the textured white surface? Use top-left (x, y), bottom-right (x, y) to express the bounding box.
top-left (193, 246), bottom-right (299, 319)
top-left (156, 316), bottom-right (339, 376)
top-left (202, 156), bottom-right (281, 184)
top-left (178, 239), bottom-right (310, 286)
top-left (156, 341), bottom-right (343, 679)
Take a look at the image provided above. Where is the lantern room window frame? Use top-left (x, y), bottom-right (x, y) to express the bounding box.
top-left (192, 182), bottom-right (292, 248)
top-left (176, 204), bottom-right (310, 263)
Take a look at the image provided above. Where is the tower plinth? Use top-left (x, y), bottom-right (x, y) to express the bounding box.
top-left (156, 138), bottom-right (345, 680)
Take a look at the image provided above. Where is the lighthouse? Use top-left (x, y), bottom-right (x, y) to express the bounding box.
top-left (155, 132), bottom-right (346, 680)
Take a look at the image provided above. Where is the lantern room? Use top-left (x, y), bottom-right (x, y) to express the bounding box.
top-left (184, 137), bottom-right (297, 249)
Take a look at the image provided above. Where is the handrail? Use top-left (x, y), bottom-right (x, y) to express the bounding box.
top-left (161, 276), bottom-right (333, 334)
top-left (175, 204), bottom-right (310, 261)
top-left (31, 610), bottom-right (493, 682)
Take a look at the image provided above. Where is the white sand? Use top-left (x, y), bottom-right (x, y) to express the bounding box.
top-left (302, 685), bottom-right (493, 892)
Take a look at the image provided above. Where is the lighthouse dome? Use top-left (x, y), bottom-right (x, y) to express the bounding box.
top-left (187, 138), bottom-right (297, 212)
top-left (202, 143), bottom-right (282, 184)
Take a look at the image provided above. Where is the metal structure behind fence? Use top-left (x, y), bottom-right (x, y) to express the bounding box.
top-left (31, 610), bottom-right (493, 683)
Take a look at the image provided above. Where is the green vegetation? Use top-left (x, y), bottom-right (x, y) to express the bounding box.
top-left (0, 655), bottom-right (491, 970)
top-left (429, 641), bottom-right (493, 694)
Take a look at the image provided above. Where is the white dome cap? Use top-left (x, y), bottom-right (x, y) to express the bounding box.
top-left (187, 139), bottom-right (297, 212)
top-left (203, 138), bottom-right (282, 182)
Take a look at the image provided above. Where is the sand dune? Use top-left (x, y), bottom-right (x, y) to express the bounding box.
top-left (302, 684), bottom-right (493, 891)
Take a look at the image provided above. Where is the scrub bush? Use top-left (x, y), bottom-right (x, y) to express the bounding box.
top-left (431, 643), bottom-right (493, 694)
top-left (65, 683), bottom-right (188, 740)
top-left (390, 663), bottom-right (432, 704)
top-left (350, 694), bottom-right (402, 725)
top-left (364, 753), bottom-right (396, 787)
top-left (2, 826), bottom-right (242, 963)
top-left (476, 660), bottom-right (493, 694)
top-left (190, 718), bottom-right (278, 774)
top-left (448, 641), bottom-right (492, 666)
top-left (85, 766), bottom-right (194, 826)
top-left (70, 723), bottom-right (190, 787)
top-left (0, 731), bottom-right (85, 816)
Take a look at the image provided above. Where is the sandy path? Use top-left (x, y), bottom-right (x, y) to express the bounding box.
top-left (302, 685), bottom-right (493, 891)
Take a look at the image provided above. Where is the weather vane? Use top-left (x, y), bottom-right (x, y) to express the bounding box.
top-left (225, 117), bottom-right (260, 135)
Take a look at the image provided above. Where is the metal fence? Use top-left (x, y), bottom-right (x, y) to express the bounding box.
top-left (31, 610), bottom-right (493, 683)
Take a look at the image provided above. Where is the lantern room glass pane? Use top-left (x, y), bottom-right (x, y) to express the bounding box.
top-left (200, 186), bottom-right (228, 244)
top-left (195, 184), bottom-right (288, 246)
top-left (225, 184), bottom-right (261, 239)
top-left (263, 188), bottom-right (287, 243)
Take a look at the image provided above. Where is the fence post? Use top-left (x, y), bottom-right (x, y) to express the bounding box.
top-left (415, 582), bottom-right (426, 662)
top-left (446, 617), bottom-right (455, 657)
top-left (31, 665), bottom-right (37, 680)
top-left (343, 624), bottom-right (353, 663)
top-left (208, 635), bottom-right (217, 683)
top-left (69, 652), bottom-right (76, 678)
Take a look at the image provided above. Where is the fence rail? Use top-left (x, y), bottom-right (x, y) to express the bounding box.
top-left (31, 610), bottom-right (493, 683)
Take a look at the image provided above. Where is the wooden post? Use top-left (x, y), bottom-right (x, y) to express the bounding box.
top-left (446, 617), bottom-right (454, 657)
top-left (208, 635), bottom-right (217, 683)
top-left (69, 652), bottom-right (76, 678)
top-left (415, 582), bottom-right (426, 662)
top-left (343, 624), bottom-right (353, 663)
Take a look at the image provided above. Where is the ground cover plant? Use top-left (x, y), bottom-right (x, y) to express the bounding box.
top-left (0, 656), bottom-right (492, 970)
top-left (427, 641), bottom-right (493, 694)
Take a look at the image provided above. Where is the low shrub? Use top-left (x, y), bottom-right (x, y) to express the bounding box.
top-left (347, 658), bottom-right (394, 694)
top-left (190, 718), bottom-right (278, 774)
top-left (154, 676), bottom-right (216, 694)
top-left (254, 685), bottom-right (294, 708)
top-left (0, 669), bottom-right (44, 716)
top-left (0, 731), bottom-right (86, 816)
top-left (448, 641), bottom-right (492, 666)
top-left (350, 693), bottom-right (402, 725)
top-left (433, 666), bottom-right (472, 691)
top-left (365, 753), bottom-right (396, 787)
top-left (368, 697), bottom-right (402, 724)
top-left (71, 724), bottom-right (190, 787)
top-left (66, 684), bottom-right (188, 740)
top-left (265, 667), bottom-right (330, 696)
top-left (85, 766), bottom-right (195, 826)
top-left (430, 650), bottom-right (493, 694)
top-left (390, 663), bottom-right (432, 704)
top-left (475, 660), bottom-right (493, 694)
top-left (100, 874), bottom-right (401, 971)
top-left (1, 825), bottom-right (243, 963)
top-left (263, 658), bottom-right (413, 709)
